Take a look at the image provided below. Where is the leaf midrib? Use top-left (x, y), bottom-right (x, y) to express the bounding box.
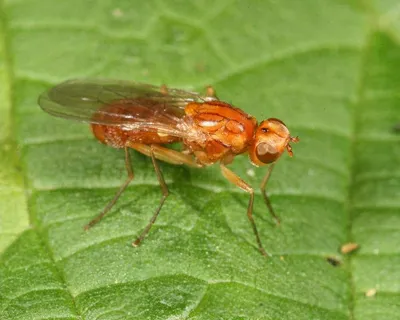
top-left (343, 23), bottom-right (376, 318)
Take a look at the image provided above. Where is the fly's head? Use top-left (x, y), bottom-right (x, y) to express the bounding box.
top-left (249, 118), bottom-right (299, 166)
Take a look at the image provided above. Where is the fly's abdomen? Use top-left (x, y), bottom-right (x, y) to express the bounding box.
top-left (91, 102), bottom-right (181, 148)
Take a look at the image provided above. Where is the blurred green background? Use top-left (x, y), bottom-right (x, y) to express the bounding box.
top-left (0, 1), bottom-right (399, 319)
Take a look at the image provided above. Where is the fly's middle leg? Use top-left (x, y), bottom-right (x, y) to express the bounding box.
top-left (132, 145), bottom-right (169, 247)
top-left (84, 146), bottom-right (134, 230)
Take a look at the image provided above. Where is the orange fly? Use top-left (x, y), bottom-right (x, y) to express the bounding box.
top-left (38, 79), bottom-right (299, 256)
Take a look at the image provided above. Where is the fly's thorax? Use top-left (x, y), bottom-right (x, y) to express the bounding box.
top-left (184, 101), bottom-right (256, 150)
top-left (248, 118), bottom-right (292, 166)
top-left (183, 101), bottom-right (257, 164)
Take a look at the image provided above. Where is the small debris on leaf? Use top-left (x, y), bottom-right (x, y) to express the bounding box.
top-left (365, 288), bottom-right (377, 297)
top-left (326, 256), bottom-right (341, 267)
top-left (340, 242), bottom-right (359, 254)
top-left (112, 8), bottom-right (123, 17)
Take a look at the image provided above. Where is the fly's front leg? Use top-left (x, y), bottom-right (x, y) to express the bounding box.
top-left (220, 162), bottom-right (268, 257)
top-left (84, 146), bottom-right (134, 230)
top-left (260, 163), bottom-right (280, 225)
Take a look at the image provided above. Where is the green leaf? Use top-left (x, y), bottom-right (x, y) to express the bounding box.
top-left (1, 1), bottom-right (399, 319)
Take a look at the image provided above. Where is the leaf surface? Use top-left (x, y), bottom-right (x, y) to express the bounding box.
top-left (0, 1), bottom-right (399, 319)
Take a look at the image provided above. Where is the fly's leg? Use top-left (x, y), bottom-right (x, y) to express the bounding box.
top-left (220, 162), bottom-right (268, 257)
top-left (132, 145), bottom-right (169, 247)
top-left (163, 83), bottom-right (218, 99)
top-left (127, 142), bottom-right (202, 168)
top-left (84, 147), bottom-right (134, 230)
top-left (205, 85), bottom-right (219, 100)
top-left (126, 142), bottom-right (202, 245)
top-left (160, 84), bottom-right (168, 95)
top-left (260, 163), bottom-right (280, 225)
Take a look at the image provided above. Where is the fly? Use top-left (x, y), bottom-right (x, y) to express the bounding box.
top-left (38, 79), bottom-right (299, 256)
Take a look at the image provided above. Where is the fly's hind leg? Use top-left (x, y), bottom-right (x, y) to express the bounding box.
top-left (127, 142), bottom-right (202, 168)
top-left (84, 146), bottom-right (134, 230)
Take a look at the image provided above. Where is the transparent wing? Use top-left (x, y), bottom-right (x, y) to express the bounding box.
top-left (38, 79), bottom-right (205, 124)
top-left (38, 79), bottom-right (211, 139)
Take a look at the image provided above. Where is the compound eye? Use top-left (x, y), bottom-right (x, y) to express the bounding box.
top-left (261, 127), bottom-right (269, 133)
top-left (256, 142), bottom-right (280, 164)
